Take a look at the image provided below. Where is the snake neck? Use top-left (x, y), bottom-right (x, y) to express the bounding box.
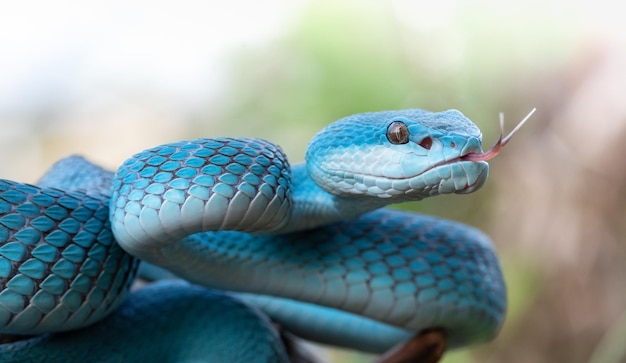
top-left (278, 164), bottom-right (387, 233)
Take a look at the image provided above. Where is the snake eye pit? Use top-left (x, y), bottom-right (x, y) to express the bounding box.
top-left (386, 121), bottom-right (410, 145)
top-left (418, 137), bottom-right (433, 150)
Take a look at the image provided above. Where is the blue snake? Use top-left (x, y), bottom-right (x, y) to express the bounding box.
top-left (0, 109), bottom-right (511, 362)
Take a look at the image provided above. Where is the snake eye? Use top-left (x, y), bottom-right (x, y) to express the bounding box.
top-left (387, 121), bottom-right (409, 145)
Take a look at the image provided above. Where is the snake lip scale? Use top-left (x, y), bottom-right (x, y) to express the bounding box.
top-left (0, 108), bottom-right (528, 362)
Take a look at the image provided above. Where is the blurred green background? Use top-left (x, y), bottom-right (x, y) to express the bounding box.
top-left (1, 1), bottom-right (625, 362)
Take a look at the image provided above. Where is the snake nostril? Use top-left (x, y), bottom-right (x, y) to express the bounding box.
top-left (418, 137), bottom-right (433, 150)
top-left (450, 141), bottom-right (456, 148)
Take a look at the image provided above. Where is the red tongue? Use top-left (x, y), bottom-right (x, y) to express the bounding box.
top-left (462, 108), bottom-right (536, 162)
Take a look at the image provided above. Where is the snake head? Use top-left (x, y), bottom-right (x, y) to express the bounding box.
top-left (305, 109), bottom-right (490, 202)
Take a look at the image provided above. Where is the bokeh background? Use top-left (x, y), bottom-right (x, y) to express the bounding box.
top-left (1, 1), bottom-right (625, 362)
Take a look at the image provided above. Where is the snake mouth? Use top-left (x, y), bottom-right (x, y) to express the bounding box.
top-left (417, 139), bottom-right (484, 180)
top-left (422, 152), bottom-right (477, 175)
top-left (420, 107), bottom-right (536, 191)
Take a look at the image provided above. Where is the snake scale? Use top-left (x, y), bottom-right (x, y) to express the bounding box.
top-left (0, 109), bottom-right (514, 362)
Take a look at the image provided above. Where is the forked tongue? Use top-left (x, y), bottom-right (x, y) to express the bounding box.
top-left (462, 108), bottom-right (536, 162)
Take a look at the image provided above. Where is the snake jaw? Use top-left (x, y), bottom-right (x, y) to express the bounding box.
top-left (403, 134), bottom-right (486, 196)
top-left (454, 161), bottom-right (489, 194)
top-left (308, 134), bottom-right (489, 200)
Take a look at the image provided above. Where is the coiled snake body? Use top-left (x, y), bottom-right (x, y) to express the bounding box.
top-left (0, 109), bottom-right (506, 362)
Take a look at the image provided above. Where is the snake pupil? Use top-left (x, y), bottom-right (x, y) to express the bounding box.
top-left (387, 121), bottom-right (410, 145)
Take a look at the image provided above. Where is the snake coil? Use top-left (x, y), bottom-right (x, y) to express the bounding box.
top-left (0, 109), bottom-right (508, 362)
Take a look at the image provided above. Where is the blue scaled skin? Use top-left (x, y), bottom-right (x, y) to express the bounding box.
top-left (0, 108), bottom-right (505, 361)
